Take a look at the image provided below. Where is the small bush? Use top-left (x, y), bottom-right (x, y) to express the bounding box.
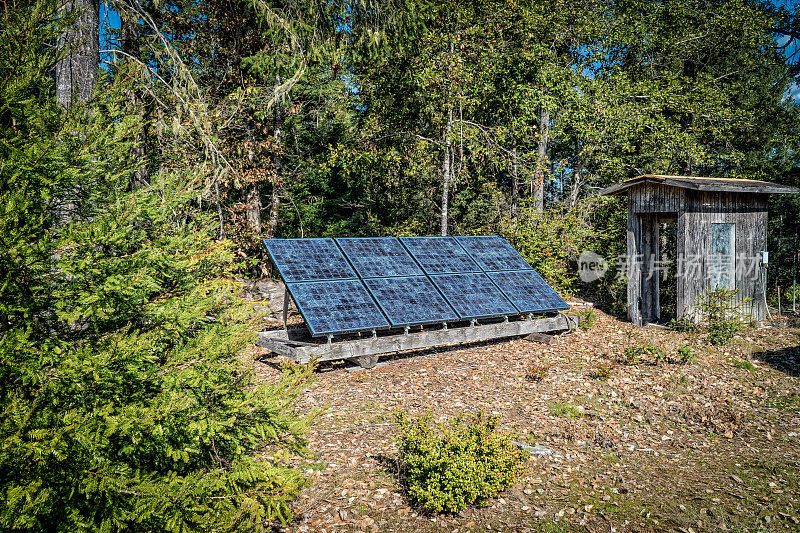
top-left (589, 361), bottom-right (615, 380)
top-left (697, 288), bottom-right (746, 345)
top-left (620, 344), bottom-right (666, 365)
top-left (668, 317), bottom-right (702, 333)
top-left (525, 362), bottom-right (550, 382)
top-left (578, 308), bottom-right (596, 329)
top-left (708, 320), bottom-right (740, 345)
top-left (675, 345), bottom-right (695, 364)
top-left (620, 346), bottom-right (643, 365)
top-left (395, 412), bottom-right (525, 513)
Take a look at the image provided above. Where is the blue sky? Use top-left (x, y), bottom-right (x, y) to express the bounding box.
top-left (99, 2), bottom-right (121, 64)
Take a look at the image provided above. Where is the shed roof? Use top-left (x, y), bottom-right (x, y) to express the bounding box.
top-left (599, 174), bottom-right (798, 196)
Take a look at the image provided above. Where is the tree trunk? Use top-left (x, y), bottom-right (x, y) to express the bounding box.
top-left (533, 108), bottom-right (549, 212)
top-left (266, 74), bottom-right (282, 239)
top-left (55, 0), bottom-right (100, 107)
top-left (511, 148), bottom-right (519, 217)
top-left (440, 107), bottom-right (452, 237)
top-left (569, 157), bottom-right (583, 208)
top-left (440, 41), bottom-right (454, 237)
top-left (246, 184), bottom-right (262, 235)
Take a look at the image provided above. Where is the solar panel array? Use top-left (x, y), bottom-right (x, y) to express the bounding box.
top-left (264, 235), bottom-right (568, 337)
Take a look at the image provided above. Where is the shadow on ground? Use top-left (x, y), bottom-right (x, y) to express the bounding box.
top-left (757, 345), bottom-right (800, 377)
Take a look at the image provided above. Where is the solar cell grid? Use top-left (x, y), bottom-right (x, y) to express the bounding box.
top-left (336, 237), bottom-right (423, 278)
top-left (488, 270), bottom-right (569, 314)
top-left (364, 276), bottom-right (458, 326)
top-left (263, 238), bottom-right (356, 282)
top-left (455, 235), bottom-right (532, 272)
top-left (431, 272), bottom-right (518, 319)
top-left (399, 237), bottom-right (480, 274)
top-left (285, 279), bottom-right (389, 336)
top-left (266, 236), bottom-right (568, 338)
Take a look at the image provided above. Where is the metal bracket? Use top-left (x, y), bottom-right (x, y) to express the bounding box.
top-left (327, 334), bottom-right (333, 345)
top-left (371, 329), bottom-right (377, 339)
top-left (282, 285), bottom-right (290, 333)
top-left (503, 315), bottom-right (509, 323)
top-left (404, 326), bottom-right (410, 335)
top-left (470, 319), bottom-right (477, 327)
top-left (442, 322), bottom-right (448, 330)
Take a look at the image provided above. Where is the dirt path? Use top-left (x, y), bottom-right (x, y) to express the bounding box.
top-left (253, 308), bottom-right (800, 532)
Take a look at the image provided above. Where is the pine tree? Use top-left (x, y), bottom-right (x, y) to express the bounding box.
top-left (1, 3), bottom-right (311, 531)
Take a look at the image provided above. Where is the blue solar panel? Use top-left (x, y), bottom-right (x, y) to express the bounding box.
top-left (336, 237), bottom-right (424, 278)
top-left (455, 235), bottom-right (532, 272)
top-left (430, 273), bottom-right (518, 319)
top-left (285, 280), bottom-right (389, 336)
top-left (399, 237), bottom-right (480, 274)
top-left (264, 238), bottom-right (357, 282)
top-left (364, 276), bottom-right (458, 326)
top-left (488, 270), bottom-right (569, 314)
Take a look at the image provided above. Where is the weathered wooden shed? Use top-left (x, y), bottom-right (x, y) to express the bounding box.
top-left (599, 175), bottom-right (798, 325)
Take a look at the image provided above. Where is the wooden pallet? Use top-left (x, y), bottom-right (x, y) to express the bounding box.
top-left (257, 314), bottom-right (576, 367)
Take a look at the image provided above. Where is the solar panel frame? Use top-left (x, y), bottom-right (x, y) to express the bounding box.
top-left (399, 237), bottom-right (481, 275)
top-left (336, 237), bottom-right (424, 278)
top-left (487, 269), bottom-right (570, 314)
top-left (263, 238), bottom-right (357, 283)
top-left (430, 272), bottom-right (519, 320)
top-left (363, 276), bottom-right (459, 327)
top-left (285, 279), bottom-right (390, 337)
top-left (454, 235), bottom-right (532, 272)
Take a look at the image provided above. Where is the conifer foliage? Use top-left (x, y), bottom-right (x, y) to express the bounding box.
top-left (0, 3), bottom-right (311, 531)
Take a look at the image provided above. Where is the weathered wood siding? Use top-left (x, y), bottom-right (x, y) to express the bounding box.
top-left (680, 191), bottom-right (767, 321)
top-left (625, 183), bottom-right (767, 324)
top-left (628, 183), bottom-right (686, 213)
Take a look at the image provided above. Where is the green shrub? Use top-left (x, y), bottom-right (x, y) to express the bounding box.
top-left (697, 288), bottom-right (746, 345)
top-left (499, 202), bottom-right (596, 293)
top-left (578, 308), bottom-right (596, 329)
top-left (0, 7), bottom-right (311, 530)
top-left (675, 345), bottom-right (695, 364)
top-left (620, 344), bottom-right (666, 365)
top-left (395, 412), bottom-right (525, 513)
top-left (668, 317), bottom-right (702, 333)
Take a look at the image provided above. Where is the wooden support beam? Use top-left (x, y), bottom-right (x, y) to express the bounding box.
top-left (257, 315), bottom-right (576, 364)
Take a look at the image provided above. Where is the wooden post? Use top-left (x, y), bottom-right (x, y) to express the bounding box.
top-left (627, 192), bottom-right (642, 325)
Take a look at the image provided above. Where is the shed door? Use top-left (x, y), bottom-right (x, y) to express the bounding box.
top-left (710, 222), bottom-right (735, 290)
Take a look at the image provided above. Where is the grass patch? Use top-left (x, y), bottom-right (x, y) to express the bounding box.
top-left (550, 402), bottom-right (583, 419)
top-left (733, 359), bottom-right (756, 373)
top-left (764, 393), bottom-right (800, 411)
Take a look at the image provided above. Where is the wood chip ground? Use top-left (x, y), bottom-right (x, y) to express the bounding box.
top-left (250, 306), bottom-right (800, 532)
